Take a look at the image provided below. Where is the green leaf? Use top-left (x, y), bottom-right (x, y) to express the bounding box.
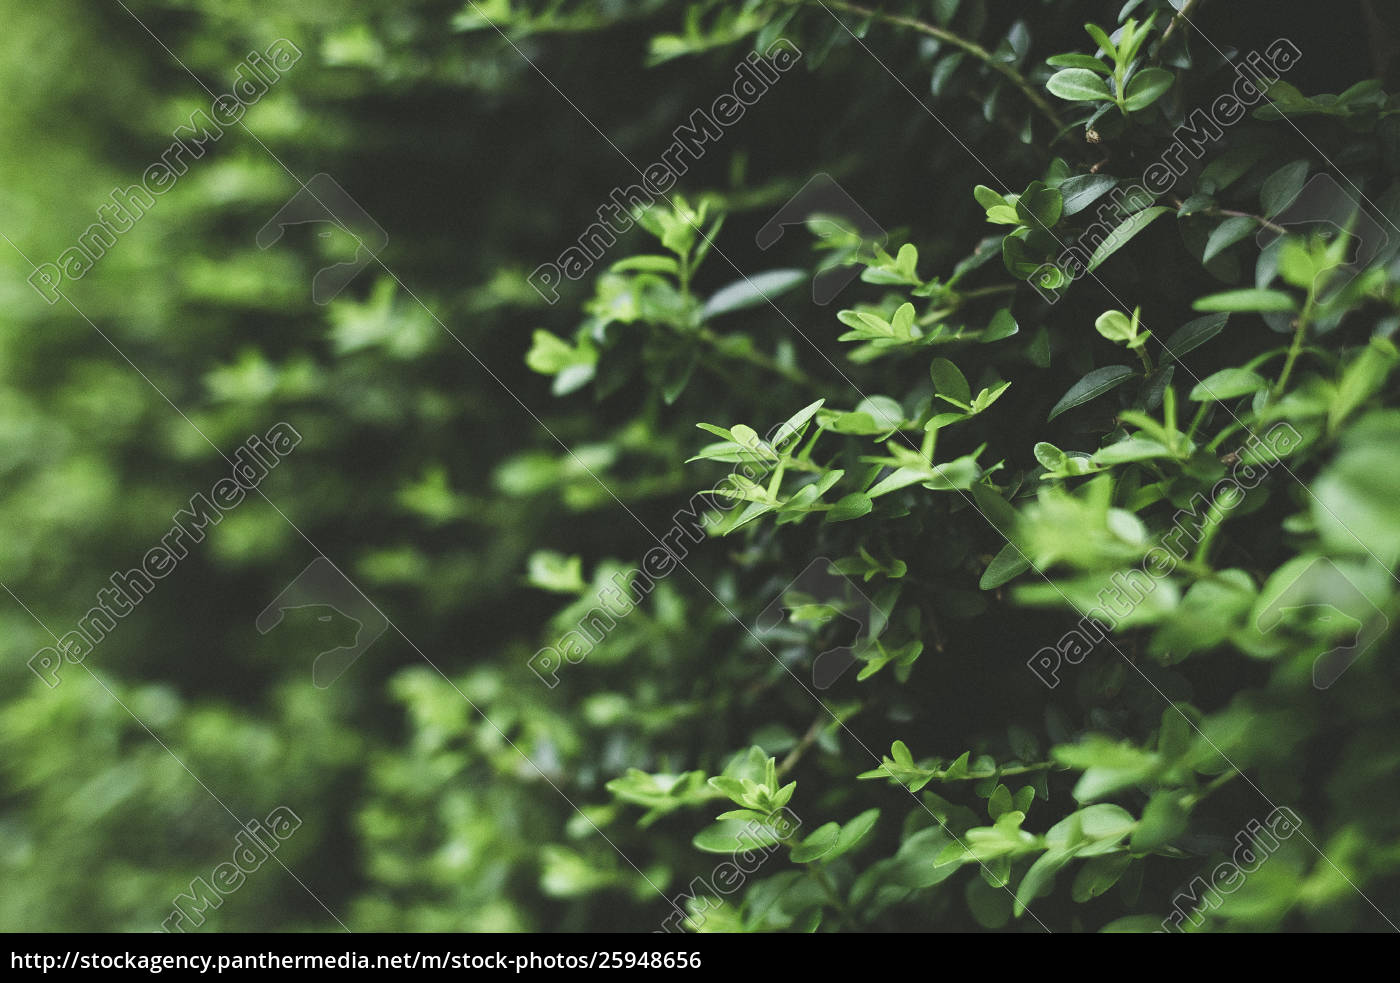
top-left (1192, 288), bottom-right (1297, 312)
top-left (526, 551), bottom-right (585, 593)
top-left (1087, 206), bottom-right (1170, 272)
top-left (609, 254), bottom-right (680, 274)
top-left (1014, 848), bottom-right (1072, 917)
top-left (1162, 313), bottom-right (1228, 362)
top-left (929, 358), bottom-right (972, 405)
top-left (1047, 803), bottom-right (1137, 848)
top-left (1072, 853), bottom-right (1132, 901)
top-left (867, 466), bottom-right (933, 499)
top-left (1330, 337), bottom-right (1399, 431)
top-left (1189, 368), bottom-right (1267, 402)
top-left (1201, 216), bottom-right (1258, 264)
top-left (1058, 174), bottom-right (1118, 216)
top-left (1034, 441), bottom-right (1067, 471)
top-left (790, 822), bottom-right (841, 863)
top-left (973, 185), bottom-right (1007, 210)
top-left (1131, 793), bottom-right (1188, 852)
top-left (1055, 739), bottom-right (1161, 803)
top-left (985, 203), bottom-right (1022, 225)
top-left (1123, 67), bottom-right (1174, 111)
top-left (1094, 310), bottom-right (1135, 343)
top-left (1260, 159), bottom-right (1310, 217)
top-left (980, 542), bottom-right (1030, 589)
top-left (984, 307), bottom-right (1019, 342)
top-left (1047, 365), bottom-right (1136, 421)
top-left (931, 51), bottom-right (965, 96)
top-left (1015, 181), bottom-right (1064, 228)
top-left (701, 269), bottom-right (806, 318)
top-left (772, 399), bottom-right (827, 447)
top-left (1093, 438), bottom-right (1174, 464)
top-left (827, 493), bottom-right (873, 522)
top-left (1199, 143), bottom-right (1271, 194)
top-left (1083, 23), bottom-right (1115, 57)
top-left (1045, 53), bottom-right (1110, 73)
top-left (692, 816), bottom-right (785, 854)
top-left (891, 740), bottom-right (914, 766)
top-left (1046, 68), bottom-right (1114, 102)
top-left (823, 809), bottom-right (880, 862)
top-left (970, 380), bottom-right (1012, 413)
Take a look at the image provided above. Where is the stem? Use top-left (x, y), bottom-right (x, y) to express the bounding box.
top-left (1156, 0), bottom-right (1206, 60)
top-left (1190, 498), bottom-right (1231, 564)
top-left (1206, 421), bottom-right (1246, 453)
top-left (1169, 197), bottom-right (1289, 236)
top-left (1133, 345), bottom-right (1153, 374)
top-left (1184, 767), bottom-right (1239, 807)
top-left (957, 283), bottom-right (1019, 301)
top-left (786, 0), bottom-right (1067, 134)
top-left (778, 718), bottom-right (825, 778)
top-left (771, 806), bottom-right (854, 926)
top-left (1185, 401), bottom-right (1210, 441)
top-left (1273, 290), bottom-right (1316, 399)
top-left (930, 762), bottom-right (1055, 782)
top-left (1211, 207), bottom-right (1289, 237)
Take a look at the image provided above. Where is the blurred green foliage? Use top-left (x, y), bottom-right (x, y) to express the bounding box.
top-left (3, 0), bottom-right (1400, 933)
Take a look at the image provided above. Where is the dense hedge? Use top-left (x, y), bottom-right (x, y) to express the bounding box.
top-left (3, 0), bottom-right (1399, 932)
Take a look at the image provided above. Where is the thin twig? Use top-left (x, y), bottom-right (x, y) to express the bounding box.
top-left (783, 0), bottom-right (1067, 134)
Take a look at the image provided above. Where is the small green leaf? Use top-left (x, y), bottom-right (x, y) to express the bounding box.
top-left (702, 269), bottom-right (806, 318)
top-left (1047, 365), bottom-right (1136, 421)
top-left (1123, 67), bottom-right (1173, 111)
top-left (1087, 206), bottom-right (1170, 272)
top-left (1162, 313), bottom-right (1228, 362)
top-left (1046, 68), bottom-right (1114, 102)
top-left (1202, 216), bottom-right (1258, 264)
top-left (1189, 368), bottom-right (1268, 402)
top-left (930, 358), bottom-right (972, 405)
top-left (1131, 793), bottom-right (1188, 852)
top-left (790, 822), bottom-right (841, 863)
top-left (1014, 848), bottom-right (1072, 917)
top-left (1192, 288), bottom-right (1297, 313)
top-left (1034, 441), bottom-right (1067, 471)
top-left (823, 809), bottom-right (880, 862)
top-left (1058, 174), bottom-right (1118, 216)
top-left (1072, 853), bottom-right (1132, 901)
top-left (1260, 159), bottom-right (1310, 217)
top-left (692, 817), bottom-right (785, 854)
top-left (1045, 53), bottom-right (1110, 73)
top-left (973, 185), bottom-right (1007, 210)
top-left (827, 493), bottom-right (873, 522)
top-left (1015, 181), bottom-right (1064, 228)
top-left (980, 543), bottom-right (1030, 589)
top-left (984, 307), bottom-right (1019, 341)
top-left (1094, 310), bottom-right (1135, 343)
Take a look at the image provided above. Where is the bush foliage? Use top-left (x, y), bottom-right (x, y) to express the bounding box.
top-left (4, 0), bottom-right (1400, 932)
